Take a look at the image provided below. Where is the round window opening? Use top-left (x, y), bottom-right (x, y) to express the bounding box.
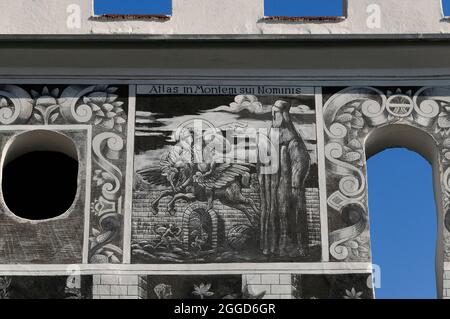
top-left (2, 130), bottom-right (79, 220)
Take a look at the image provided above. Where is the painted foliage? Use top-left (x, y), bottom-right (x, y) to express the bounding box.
top-left (292, 273), bottom-right (373, 299)
top-left (0, 275), bottom-right (92, 299)
top-left (145, 275), bottom-right (243, 299)
top-left (132, 85), bottom-right (321, 263)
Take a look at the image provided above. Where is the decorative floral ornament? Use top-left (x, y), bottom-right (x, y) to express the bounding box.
top-left (192, 283), bottom-right (214, 299)
top-left (31, 86), bottom-right (62, 124)
top-left (333, 102), bottom-right (367, 138)
top-left (344, 287), bottom-right (363, 299)
top-left (92, 169), bottom-right (114, 187)
top-left (437, 104), bottom-right (450, 136)
top-left (345, 237), bottom-right (370, 260)
top-left (340, 138), bottom-right (364, 167)
top-left (90, 196), bottom-right (116, 216)
top-left (77, 87), bottom-right (126, 132)
top-left (441, 138), bottom-right (450, 163)
top-left (385, 89), bottom-right (414, 120)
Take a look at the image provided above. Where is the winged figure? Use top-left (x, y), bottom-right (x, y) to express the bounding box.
top-left (138, 158), bottom-right (259, 226)
top-left (193, 162), bottom-right (259, 220)
top-left (137, 141), bottom-right (196, 213)
top-left (137, 122), bottom-right (260, 226)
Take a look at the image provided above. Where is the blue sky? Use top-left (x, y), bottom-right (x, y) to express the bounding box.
top-left (94, 0), bottom-right (440, 299)
top-left (94, 0), bottom-right (450, 17)
top-left (368, 149), bottom-right (436, 299)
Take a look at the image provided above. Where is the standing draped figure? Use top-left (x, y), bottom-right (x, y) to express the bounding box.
top-left (258, 100), bottom-right (310, 257)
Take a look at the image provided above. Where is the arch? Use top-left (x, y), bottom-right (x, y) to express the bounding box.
top-left (367, 147), bottom-right (438, 298)
top-left (181, 202), bottom-right (218, 250)
top-left (365, 125), bottom-right (442, 297)
top-left (323, 86), bottom-right (450, 298)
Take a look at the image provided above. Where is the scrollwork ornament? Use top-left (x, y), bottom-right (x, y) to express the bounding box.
top-left (413, 87), bottom-right (442, 127)
top-left (360, 98), bottom-right (388, 126)
top-left (59, 85), bottom-right (96, 123)
top-left (325, 142), bottom-right (366, 198)
top-left (92, 132), bottom-right (124, 201)
top-left (324, 86), bottom-right (450, 262)
top-left (89, 196), bottom-right (123, 263)
top-left (0, 85), bottom-right (33, 125)
top-left (329, 203), bottom-right (367, 261)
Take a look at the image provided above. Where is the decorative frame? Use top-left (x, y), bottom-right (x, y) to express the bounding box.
top-left (0, 84), bottom-right (130, 264)
top-left (131, 84), bottom-right (323, 265)
top-left (0, 125), bottom-right (90, 264)
top-left (322, 86), bottom-right (450, 263)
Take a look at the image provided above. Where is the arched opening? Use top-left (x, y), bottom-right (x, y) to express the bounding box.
top-left (188, 208), bottom-right (213, 251)
top-left (1, 130), bottom-right (79, 220)
top-left (365, 124), bottom-right (443, 298)
top-left (368, 148), bottom-right (437, 298)
top-left (181, 203), bottom-right (218, 251)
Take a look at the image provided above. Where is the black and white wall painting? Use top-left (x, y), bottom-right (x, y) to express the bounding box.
top-left (292, 273), bottom-right (373, 299)
top-left (145, 275), bottom-right (243, 299)
top-left (132, 84), bottom-right (321, 263)
top-left (0, 85), bottom-right (130, 264)
top-left (0, 275), bottom-right (92, 299)
top-left (322, 86), bottom-right (450, 263)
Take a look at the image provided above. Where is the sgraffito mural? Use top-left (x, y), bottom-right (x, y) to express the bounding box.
top-left (131, 85), bottom-right (321, 264)
top-left (0, 85), bottom-right (129, 264)
top-left (322, 86), bottom-right (450, 264)
top-left (292, 273), bottom-right (373, 299)
top-left (145, 275), bottom-right (245, 299)
top-left (0, 275), bottom-right (92, 299)
top-left (6, 83), bottom-right (450, 298)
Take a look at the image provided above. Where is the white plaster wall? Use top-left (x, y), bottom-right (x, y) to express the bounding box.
top-left (0, 0), bottom-right (450, 35)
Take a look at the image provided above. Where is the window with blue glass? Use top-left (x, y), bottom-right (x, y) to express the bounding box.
top-left (94, 0), bottom-right (172, 15)
top-left (265, 0), bottom-right (343, 17)
top-left (444, 0), bottom-right (450, 16)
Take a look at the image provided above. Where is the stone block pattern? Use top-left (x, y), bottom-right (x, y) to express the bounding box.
top-left (305, 188), bottom-right (321, 247)
top-left (243, 273), bottom-right (292, 299)
top-left (92, 275), bottom-right (145, 299)
top-left (132, 187), bottom-right (321, 248)
top-left (132, 189), bottom-right (255, 245)
top-left (444, 271), bottom-right (450, 298)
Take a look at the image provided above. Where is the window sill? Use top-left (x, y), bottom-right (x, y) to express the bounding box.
top-left (90, 14), bottom-right (171, 22)
top-left (261, 16), bottom-right (346, 23)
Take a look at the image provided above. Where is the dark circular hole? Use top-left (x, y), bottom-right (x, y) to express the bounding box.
top-left (2, 151), bottom-right (78, 220)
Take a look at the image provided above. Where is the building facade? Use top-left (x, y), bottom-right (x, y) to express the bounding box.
top-left (0, 0), bottom-right (449, 299)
